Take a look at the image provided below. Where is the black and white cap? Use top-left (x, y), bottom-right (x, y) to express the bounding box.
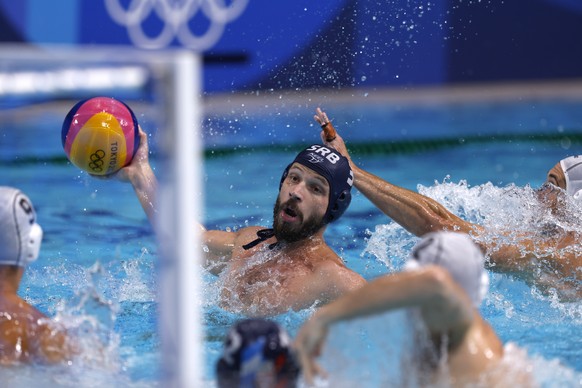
top-left (560, 155), bottom-right (582, 200)
top-left (0, 187), bottom-right (43, 267)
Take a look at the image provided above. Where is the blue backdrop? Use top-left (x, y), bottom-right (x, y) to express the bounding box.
top-left (0, 0), bottom-right (581, 93)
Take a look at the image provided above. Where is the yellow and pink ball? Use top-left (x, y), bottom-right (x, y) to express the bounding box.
top-left (61, 97), bottom-right (140, 176)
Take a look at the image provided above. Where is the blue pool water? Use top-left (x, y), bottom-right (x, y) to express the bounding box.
top-left (0, 92), bottom-right (581, 386)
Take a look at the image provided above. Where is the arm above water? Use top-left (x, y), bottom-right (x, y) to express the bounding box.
top-left (313, 108), bottom-right (477, 237)
top-left (114, 128), bottom-right (159, 226)
top-left (310, 265), bottom-right (470, 328)
top-left (293, 266), bottom-right (473, 384)
top-left (485, 232), bottom-right (582, 295)
top-left (110, 128), bottom-right (237, 273)
top-left (200, 228), bottom-right (241, 275)
top-left (351, 164), bottom-right (477, 236)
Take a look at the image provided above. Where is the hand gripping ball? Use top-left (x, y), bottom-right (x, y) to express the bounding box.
top-left (62, 97), bottom-right (140, 176)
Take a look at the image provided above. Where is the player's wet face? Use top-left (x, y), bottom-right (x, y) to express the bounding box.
top-left (536, 183), bottom-right (568, 216)
top-left (537, 161), bottom-right (570, 213)
top-left (272, 196), bottom-right (325, 243)
top-left (273, 165), bottom-right (328, 242)
top-left (545, 162), bottom-right (567, 190)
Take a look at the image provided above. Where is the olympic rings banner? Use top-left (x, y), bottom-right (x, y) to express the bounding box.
top-left (104, 0), bottom-right (249, 50)
top-left (0, 0), bottom-right (581, 93)
top-left (0, 0), bottom-right (356, 92)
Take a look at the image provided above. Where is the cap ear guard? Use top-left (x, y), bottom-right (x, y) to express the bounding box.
top-left (478, 271), bottom-right (490, 305)
top-left (279, 163), bottom-right (292, 192)
top-left (0, 187), bottom-right (42, 267)
top-left (325, 188), bottom-right (352, 223)
top-left (560, 155), bottom-right (582, 200)
top-left (23, 222), bottom-right (43, 265)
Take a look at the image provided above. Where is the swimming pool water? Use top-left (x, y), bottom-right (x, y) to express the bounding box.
top-left (0, 94), bottom-right (581, 386)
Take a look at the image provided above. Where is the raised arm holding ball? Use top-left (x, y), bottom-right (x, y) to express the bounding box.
top-left (96, 108), bottom-right (366, 317)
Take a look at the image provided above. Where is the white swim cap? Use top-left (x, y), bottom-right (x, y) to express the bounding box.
top-left (559, 155), bottom-right (582, 200)
top-left (405, 231), bottom-right (489, 307)
top-left (0, 187), bottom-right (43, 267)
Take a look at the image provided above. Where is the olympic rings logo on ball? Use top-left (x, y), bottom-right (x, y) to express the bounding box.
top-left (89, 150), bottom-right (106, 172)
top-left (104, 0), bottom-right (249, 50)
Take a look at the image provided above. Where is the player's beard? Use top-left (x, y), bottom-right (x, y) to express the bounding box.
top-left (272, 197), bottom-right (325, 244)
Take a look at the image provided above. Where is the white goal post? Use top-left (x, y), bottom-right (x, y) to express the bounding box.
top-left (0, 44), bottom-right (203, 387)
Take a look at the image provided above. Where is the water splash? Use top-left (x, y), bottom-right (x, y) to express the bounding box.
top-left (15, 248), bottom-right (161, 386)
top-left (215, 246), bottom-right (301, 316)
top-left (365, 179), bottom-right (581, 300)
top-left (117, 249), bottom-right (157, 304)
top-left (362, 222), bottom-right (417, 272)
top-left (52, 261), bottom-right (121, 371)
top-left (360, 179), bottom-right (581, 384)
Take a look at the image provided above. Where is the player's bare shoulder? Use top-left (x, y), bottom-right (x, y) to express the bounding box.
top-left (234, 226), bottom-right (265, 242)
top-left (311, 248), bottom-right (366, 294)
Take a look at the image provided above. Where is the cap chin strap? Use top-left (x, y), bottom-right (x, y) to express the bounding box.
top-left (22, 223), bottom-right (43, 265)
top-left (242, 229), bottom-right (279, 251)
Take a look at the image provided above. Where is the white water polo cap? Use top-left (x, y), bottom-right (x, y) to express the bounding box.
top-left (0, 187), bottom-right (43, 266)
top-left (405, 231), bottom-right (489, 307)
top-left (560, 155), bottom-right (582, 200)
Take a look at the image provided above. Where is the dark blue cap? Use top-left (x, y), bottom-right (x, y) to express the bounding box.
top-left (216, 319), bottom-right (300, 388)
top-left (280, 144), bottom-right (353, 224)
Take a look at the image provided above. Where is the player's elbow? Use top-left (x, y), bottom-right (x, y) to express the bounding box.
top-left (418, 266), bottom-right (457, 306)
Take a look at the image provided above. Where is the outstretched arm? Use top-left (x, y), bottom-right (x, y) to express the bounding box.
top-left (293, 266), bottom-right (473, 384)
top-left (347, 164), bottom-right (476, 236)
top-left (313, 108), bottom-right (478, 237)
